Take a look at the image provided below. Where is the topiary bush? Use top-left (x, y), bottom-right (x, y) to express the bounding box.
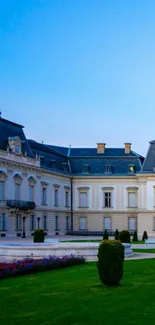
top-left (115, 229), bottom-right (119, 240)
top-left (103, 229), bottom-right (109, 240)
top-left (33, 229), bottom-right (45, 243)
top-left (97, 240), bottom-right (124, 286)
top-left (142, 230), bottom-right (148, 241)
top-left (132, 230), bottom-right (138, 242)
top-left (119, 230), bottom-right (130, 243)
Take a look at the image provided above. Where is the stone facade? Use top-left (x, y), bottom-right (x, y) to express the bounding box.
top-left (1, 116), bottom-right (155, 238)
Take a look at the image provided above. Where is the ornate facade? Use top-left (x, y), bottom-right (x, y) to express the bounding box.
top-left (0, 116), bottom-right (155, 238)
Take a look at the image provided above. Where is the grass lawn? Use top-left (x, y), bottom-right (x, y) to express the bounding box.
top-left (1, 260), bottom-right (155, 325)
top-left (61, 239), bottom-right (145, 244)
top-left (133, 248), bottom-right (155, 253)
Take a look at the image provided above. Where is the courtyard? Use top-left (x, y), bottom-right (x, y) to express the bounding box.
top-left (0, 259), bottom-right (155, 325)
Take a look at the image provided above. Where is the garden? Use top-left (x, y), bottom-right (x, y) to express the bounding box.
top-left (1, 259), bottom-right (155, 325)
top-left (0, 229), bottom-right (154, 325)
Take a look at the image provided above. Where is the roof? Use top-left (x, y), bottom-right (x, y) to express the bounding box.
top-left (28, 140), bottom-right (69, 174)
top-left (28, 140), bottom-right (144, 175)
top-left (0, 117), bottom-right (33, 158)
top-left (142, 141), bottom-right (155, 172)
top-left (0, 116), bottom-right (145, 176)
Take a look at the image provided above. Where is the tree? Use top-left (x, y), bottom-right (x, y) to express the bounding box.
top-left (103, 229), bottom-right (109, 240)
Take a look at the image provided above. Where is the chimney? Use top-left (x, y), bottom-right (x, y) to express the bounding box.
top-left (97, 143), bottom-right (106, 154)
top-left (124, 143), bottom-right (131, 154)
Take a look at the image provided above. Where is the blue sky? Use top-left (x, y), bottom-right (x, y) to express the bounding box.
top-left (0, 0), bottom-right (155, 156)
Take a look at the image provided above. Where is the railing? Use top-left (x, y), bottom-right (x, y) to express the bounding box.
top-left (6, 200), bottom-right (36, 211)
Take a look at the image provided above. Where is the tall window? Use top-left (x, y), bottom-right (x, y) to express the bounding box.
top-left (0, 214), bottom-right (6, 231)
top-left (15, 183), bottom-right (20, 200)
top-left (16, 215), bottom-right (21, 231)
top-left (104, 217), bottom-right (111, 230)
top-left (55, 216), bottom-right (59, 230)
top-left (30, 215), bottom-right (35, 230)
top-left (42, 188), bottom-right (47, 205)
top-left (66, 216), bottom-right (70, 230)
top-left (54, 189), bottom-right (59, 206)
top-left (128, 192), bottom-right (137, 208)
top-left (43, 215), bottom-right (47, 230)
top-left (0, 181), bottom-right (4, 200)
top-left (79, 192), bottom-right (87, 208)
top-left (79, 217), bottom-right (86, 230)
top-left (129, 217), bottom-right (136, 230)
top-left (29, 186), bottom-right (34, 201)
top-left (65, 191), bottom-right (69, 207)
top-left (104, 192), bottom-right (111, 208)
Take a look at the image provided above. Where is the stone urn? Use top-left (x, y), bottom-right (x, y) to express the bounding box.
top-left (122, 243), bottom-right (133, 258)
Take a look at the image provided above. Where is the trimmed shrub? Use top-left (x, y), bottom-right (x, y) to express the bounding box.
top-left (33, 229), bottom-right (45, 243)
top-left (132, 230), bottom-right (138, 242)
top-left (119, 230), bottom-right (130, 243)
top-left (142, 230), bottom-right (148, 241)
top-left (115, 229), bottom-right (119, 240)
top-left (97, 240), bottom-right (124, 286)
top-left (103, 229), bottom-right (109, 240)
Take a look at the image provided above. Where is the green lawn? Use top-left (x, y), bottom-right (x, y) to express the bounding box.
top-left (1, 260), bottom-right (155, 325)
top-left (133, 248), bottom-right (155, 253)
top-left (61, 239), bottom-right (144, 244)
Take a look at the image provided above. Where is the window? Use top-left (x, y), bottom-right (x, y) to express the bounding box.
top-left (128, 192), bottom-right (137, 208)
top-left (104, 217), bottom-right (111, 230)
top-left (42, 187), bottom-right (47, 205)
top-left (66, 216), bottom-right (70, 230)
top-left (80, 217), bottom-right (87, 230)
top-left (153, 217), bottom-right (155, 230)
top-left (129, 165), bottom-right (135, 173)
top-left (104, 192), bottom-right (111, 208)
top-left (16, 215), bottom-right (21, 231)
top-left (82, 165), bottom-right (90, 173)
top-left (30, 215), bottom-right (35, 230)
top-left (15, 183), bottom-right (20, 200)
top-left (79, 192), bottom-right (87, 208)
top-left (29, 186), bottom-right (34, 201)
top-left (129, 217), bottom-right (136, 230)
top-left (0, 181), bottom-right (4, 200)
top-left (65, 191), bottom-right (69, 207)
top-left (105, 165), bottom-right (111, 173)
top-left (54, 189), bottom-right (59, 206)
top-left (43, 215), bottom-right (47, 230)
top-left (0, 214), bottom-right (6, 231)
top-left (55, 216), bottom-right (59, 230)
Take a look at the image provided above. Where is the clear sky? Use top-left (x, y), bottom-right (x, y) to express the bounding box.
top-left (0, 0), bottom-right (155, 156)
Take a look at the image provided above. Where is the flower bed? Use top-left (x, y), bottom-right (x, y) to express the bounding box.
top-left (0, 255), bottom-right (86, 280)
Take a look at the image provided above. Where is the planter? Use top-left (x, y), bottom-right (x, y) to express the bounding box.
top-left (123, 243), bottom-right (133, 257)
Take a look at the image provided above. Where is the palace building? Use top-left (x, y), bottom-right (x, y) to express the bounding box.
top-left (0, 115), bottom-right (155, 238)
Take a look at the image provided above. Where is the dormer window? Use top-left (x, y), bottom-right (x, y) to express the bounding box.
top-left (105, 165), bottom-right (112, 173)
top-left (129, 164), bottom-right (136, 173)
top-left (82, 164), bottom-right (90, 174)
top-left (48, 160), bottom-right (56, 168)
top-left (8, 136), bottom-right (22, 155)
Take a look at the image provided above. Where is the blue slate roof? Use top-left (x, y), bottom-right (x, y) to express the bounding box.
top-left (0, 117), bottom-right (33, 158)
top-left (70, 157), bottom-right (142, 175)
top-left (28, 141), bottom-right (144, 175)
top-left (28, 140), bottom-right (69, 173)
top-left (0, 117), bottom-right (145, 176)
top-left (142, 141), bottom-right (155, 172)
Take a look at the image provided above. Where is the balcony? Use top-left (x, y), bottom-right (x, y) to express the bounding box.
top-left (6, 200), bottom-right (36, 211)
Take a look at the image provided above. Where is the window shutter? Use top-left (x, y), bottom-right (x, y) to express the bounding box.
top-left (128, 192), bottom-right (136, 207)
top-left (129, 217), bottom-right (136, 230)
top-left (80, 217), bottom-right (86, 230)
top-left (79, 192), bottom-right (87, 207)
top-left (104, 217), bottom-right (111, 230)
